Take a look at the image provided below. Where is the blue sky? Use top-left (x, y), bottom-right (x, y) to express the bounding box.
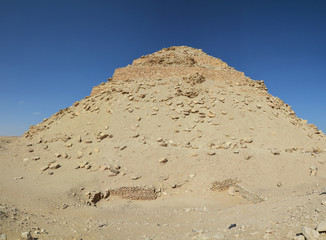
top-left (0, 0), bottom-right (325, 136)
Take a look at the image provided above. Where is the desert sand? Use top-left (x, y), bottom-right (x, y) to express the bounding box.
top-left (1, 46), bottom-right (326, 240)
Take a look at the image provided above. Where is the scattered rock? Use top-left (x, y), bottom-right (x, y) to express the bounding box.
top-left (0, 233), bottom-right (7, 240)
top-left (77, 151), bottom-right (83, 159)
top-left (160, 142), bottom-right (168, 147)
top-left (21, 231), bottom-right (33, 240)
top-left (228, 224), bottom-right (236, 229)
top-left (243, 137), bottom-right (253, 143)
top-left (271, 148), bottom-right (280, 155)
top-left (207, 151), bottom-right (216, 156)
top-left (228, 187), bottom-right (235, 196)
top-left (301, 226), bottom-right (319, 240)
top-left (49, 163), bottom-right (61, 169)
top-left (131, 175), bottom-right (141, 180)
top-left (119, 146), bottom-right (127, 151)
top-left (62, 203), bottom-right (69, 209)
top-left (317, 220), bottom-right (326, 232)
top-left (244, 155), bottom-right (251, 160)
top-left (310, 166), bottom-right (318, 176)
top-left (97, 133), bottom-right (108, 140)
top-left (158, 157), bottom-right (168, 163)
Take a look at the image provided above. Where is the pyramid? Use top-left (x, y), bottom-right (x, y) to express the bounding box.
top-left (1, 46), bottom-right (326, 239)
top-left (19, 45), bottom-right (325, 198)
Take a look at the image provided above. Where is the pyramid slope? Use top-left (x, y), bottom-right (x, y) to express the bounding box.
top-left (18, 46), bottom-right (325, 194)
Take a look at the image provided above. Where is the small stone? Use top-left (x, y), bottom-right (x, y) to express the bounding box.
top-left (131, 175), bottom-right (141, 180)
top-left (244, 137), bottom-right (253, 143)
top-left (244, 155), bottom-right (251, 160)
top-left (316, 208), bottom-right (322, 213)
top-left (271, 148), bottom-right (280, 155)
top-left (98, 133), bottom-right (108, 140)
top-left (23, 158), bottom-right (29, 162)
top-left (233, 150), bottom-right (239, 154)
top-left (94, 148), bottom-right (100, 153)
top-left (207, 151), bottom-right (216, 156)
top-left (0, 233), bottom-right (7, 240)
top-left (21, 231), bottom-right (33, 240)
top-left (28, 148), bottom-right (34, 152)
top-left (119, 146), bottom-right (127, 151)
top-left (228, 187), bottom-right (235, 196)
top-left (310, 166), bottom-right (318, 176)
top-left (156, 138), bottom-right (163, 142)
top-left (158, 158), bottom-right (168, 163)
top-left (54, 153), bottom-right (61, 158)
top-left (49, 163), bottom-right (61, 170)
top-left (66, 142), bottom-right (73, 147)
top-left (301, 226), bottom-right (319, 240)
top-left (108, 170), bottom-right (119, 177)
top-left (277, 182), bottom-right (282, 187)
top-left (79, 161), bottom-right (89, 168)
top-left (62, 203), bottom-right (69, 209)
top-left (317, 220), bottom-right (326, 232)
top-left (228, 224), bottom-right (236, 229)
top-left (99, 166), bottom-right (109, 171)
top-left (224, 142), bottom-right (232, 149)
top-left (14, 176), bottom-right (23, 180)
top-left (85, 140), bottom-right (92, 144)
top-left (41, 166), bottom-right (49, 171)
top-left (77, 151), bottom-right (83, 159)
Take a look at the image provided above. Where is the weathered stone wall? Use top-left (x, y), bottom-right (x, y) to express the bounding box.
top-left (90, 46), bottom-right (248, 96)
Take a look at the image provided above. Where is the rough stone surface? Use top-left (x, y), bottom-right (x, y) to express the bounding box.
top-left (317, 220), bottom-right (326, 232)
top-left (302, 226), bottom-right (319, 240)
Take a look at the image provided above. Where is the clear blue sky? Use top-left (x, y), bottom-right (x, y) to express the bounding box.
top-left (1, 0), bottom-right (325, 136)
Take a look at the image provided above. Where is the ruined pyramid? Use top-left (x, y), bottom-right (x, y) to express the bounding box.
top-left (17, 46), bottom-right (326, 203)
